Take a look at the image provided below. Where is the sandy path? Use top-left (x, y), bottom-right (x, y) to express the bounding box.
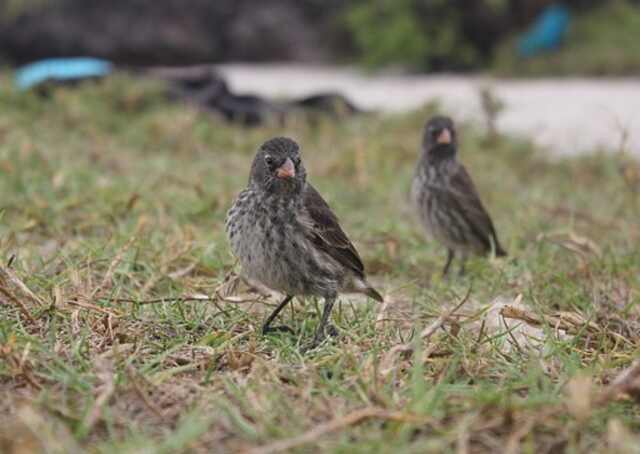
top-left (218, 64), bottom-right (640, 156)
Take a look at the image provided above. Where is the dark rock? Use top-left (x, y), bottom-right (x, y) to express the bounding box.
top-left (0, 0), bottom-right (330, 66)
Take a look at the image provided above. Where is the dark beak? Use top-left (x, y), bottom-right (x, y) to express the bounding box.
top-left (437, 128), bottom-right (452, 145)
top-left (276, 157), bottom-right (296, 179)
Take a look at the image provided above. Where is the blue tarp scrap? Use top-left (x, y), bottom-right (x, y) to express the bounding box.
top-left (15, 57), bottom-right (114, 90)
top-left (518, 5), bottom-right (571, 58)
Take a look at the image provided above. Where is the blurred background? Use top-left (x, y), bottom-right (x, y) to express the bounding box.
top-left (1, 0), bottom-right (640, 153)
top-left (1, 0), bottom-right (639, 73)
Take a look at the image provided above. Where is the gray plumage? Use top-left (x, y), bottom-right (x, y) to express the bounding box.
top-left (226, 137), bottom-right (382, 348)
top-left (411, 116), bottom-right (506, 276)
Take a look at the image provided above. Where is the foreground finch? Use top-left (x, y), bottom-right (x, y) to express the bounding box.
top-left (226, 137), bottom-right (383, 349)
top-left (411, 116), bottom-right (507, 276)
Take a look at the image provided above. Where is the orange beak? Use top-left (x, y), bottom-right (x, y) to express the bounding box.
top-left (437, 128), bottom-right (452, 145)
top-left (276, 157), bottom-right (296, 179)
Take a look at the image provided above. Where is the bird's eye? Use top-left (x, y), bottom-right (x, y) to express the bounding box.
top-left (264, 155), bottom-right (274, 166)
top-left (292, 155), bottom-right (301, 166)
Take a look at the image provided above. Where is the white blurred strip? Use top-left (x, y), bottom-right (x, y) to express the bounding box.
top-left (218, 63), bottom-right (640, 156)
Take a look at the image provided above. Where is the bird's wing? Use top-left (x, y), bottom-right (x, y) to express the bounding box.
top-left (448, 163), bottom-right (505, 254)
top-left (301, 184), bottom-right (366, 278)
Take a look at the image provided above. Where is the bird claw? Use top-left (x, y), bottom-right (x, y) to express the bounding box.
top-left (301, 324), bottom-right (339, 353)
top-left (325, 324), bottom-right (339, 338)
top-left (301, 339), bottom-right (322, 353)
top-left (262, 325), bottom-right (295, 335)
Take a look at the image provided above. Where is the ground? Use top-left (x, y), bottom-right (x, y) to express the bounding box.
top-left (0, 75), bottom-right (639, 453)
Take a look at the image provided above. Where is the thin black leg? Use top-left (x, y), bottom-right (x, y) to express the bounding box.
top-left (442, 249), bottom-right (454, 277)
top-left (305, 298), bottom-right (336, 351)
top-left (262, 295), bottom-right (294, 335)
top-left (458, 258), bottom-right (467, 277)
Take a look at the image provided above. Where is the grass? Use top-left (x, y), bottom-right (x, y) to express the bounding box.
top-left (493, 1), bottom-right (640, 77)
top-left (0, 74), bottom-right (639, 453)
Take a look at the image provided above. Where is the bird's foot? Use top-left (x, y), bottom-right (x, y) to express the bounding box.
top-left (301, 338), bottom-right (323, 353)
top-left (301, 324), bottom-right (339, 353)
top-left (262, 325), bottom-right (295, 336)
top-left (325, 323), bottom-right (339, 338)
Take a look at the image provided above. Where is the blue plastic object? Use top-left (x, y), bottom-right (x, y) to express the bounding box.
top-left (15, 57), bottom-right (113, 90)
top-left (518, 5), bottom-right (570, 58)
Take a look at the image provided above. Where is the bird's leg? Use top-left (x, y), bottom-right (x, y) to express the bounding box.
top-left (442, 249), bottom-right (454, 277)
top-left (262, 295), bottom-right (294, 335)
top-left (305, 297), bottom-right (336, 351)
top-left (458, 257), bottom-right (467, 277)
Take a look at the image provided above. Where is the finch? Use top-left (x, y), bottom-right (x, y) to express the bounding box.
top-left (226, 137), bottom-right (383, 349)
top-left (411, 116), bottom-right (506, 276)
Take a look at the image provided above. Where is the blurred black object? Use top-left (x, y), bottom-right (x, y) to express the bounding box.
top-left (150, 66), bottom-right (362, 126)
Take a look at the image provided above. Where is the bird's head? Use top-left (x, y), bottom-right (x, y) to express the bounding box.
top-left (422, 116), bottom-right (457, 159)
top-left (249, 137), bottom-right (306, 195)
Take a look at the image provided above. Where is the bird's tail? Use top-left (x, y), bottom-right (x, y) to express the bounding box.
top-left (491, 235), bottom-right (507, 257)
top-left (365, 286), bottom-right (384, 303)
top-left (352, 277), bottom-right (384, 302)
